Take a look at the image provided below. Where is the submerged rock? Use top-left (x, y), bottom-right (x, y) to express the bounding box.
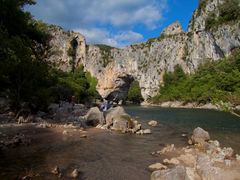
top-left (148, 120), bottom-right (158, 127)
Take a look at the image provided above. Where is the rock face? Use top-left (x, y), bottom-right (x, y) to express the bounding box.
top-left (46, 25), bottom-right (86, 72)
top-left (46, 0), bottom-right (240, 102)
top-left (162, 21), bottom-right (184, 36)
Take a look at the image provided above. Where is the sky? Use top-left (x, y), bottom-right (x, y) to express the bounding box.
top-left (25, 0), bottom-right (199, 47)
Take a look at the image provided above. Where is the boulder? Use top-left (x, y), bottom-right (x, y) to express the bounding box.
top-left (186, 167), bottom-right (201, 180)
top-left (148, 163), bottom-right (167, 171)
top-left (148, 120), bottom-right (158, 127)
top-left (151, 165), bottom-right (188, 180)
top-left (84, 107), bottom-right (105, 126)
top-left (112, 118), bottom-right (128, 132)
top-left (105, 106), bottom-right (127, 126)
top-left (177, 154), bottom-right (196, 167)
top-left (191, 127), bottom-right (210, 144)
top-left (106, 106), bottom-right (134, 131)
top-left (196, 154), bottom-right (220, 180)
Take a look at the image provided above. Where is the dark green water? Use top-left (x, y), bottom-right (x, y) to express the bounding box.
top-left (125, 106), bottom-right (240, 153)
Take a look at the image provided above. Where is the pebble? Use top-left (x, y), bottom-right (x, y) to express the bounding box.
top-left (236, 154), bottom-right (240, 161)
top-left (148, 163), bottom-right (167, 171)
top-left (80, 134), bottom-right (87, 138)
top-left (225, 160), bottom-right (231, 166)
top-left (163, 158), bottom-right (180, 165)
top-left (62, 130), bottom-right (68, 135)
top-left (71, 169), bottom-right (79, 178)
top-left (51, 166), bottom-right (60, 175)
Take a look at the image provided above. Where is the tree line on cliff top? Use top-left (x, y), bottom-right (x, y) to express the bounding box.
top-left (0, 0), bottom-right (99, 112)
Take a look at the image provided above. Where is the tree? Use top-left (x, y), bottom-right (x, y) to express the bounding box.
top-left (127, 80), bottom-right (144, 104)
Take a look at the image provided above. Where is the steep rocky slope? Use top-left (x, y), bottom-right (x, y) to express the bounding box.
top-left (46, 0), bottom-right (240, 102)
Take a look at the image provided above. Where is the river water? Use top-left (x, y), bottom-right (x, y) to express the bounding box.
top-left (0, 106), bottom-right (240, 179)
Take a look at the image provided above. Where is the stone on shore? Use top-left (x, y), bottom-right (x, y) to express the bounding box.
top-left (105, 106), bottom-right (127, 126)
top-left (136, 129), bottom-right (152, 135)
top-left (148, 120), bottom-right (158, 127)
top-left (51, 166), bottom-right (60, 175)
top-left (236, 154), bottom-right (240, 161)
top-left (163, 158), bottom-right (180, 165)
top-left (84, 107), bottom-right (104, 126)
top-left (158, 144), bottom-right (175, 154)
top-left (71, 169), bottom-right (80, 178)
top-left (196, 154), bottom-right (220, 180)
top-left (148, 163), bottom-right (167, 171)
top-left (191, 127), bottom-right (210, 144)
top-left (177, 153), bottom-right (196, 167)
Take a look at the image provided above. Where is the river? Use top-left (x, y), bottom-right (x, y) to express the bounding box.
top-left (0, 106), bottom-right (239, 179)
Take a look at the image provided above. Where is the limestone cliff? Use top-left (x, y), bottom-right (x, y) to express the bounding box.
top-left (46, 0), bottom-right (240, 102)
top-left (46, 25), bottom-right (86, 72)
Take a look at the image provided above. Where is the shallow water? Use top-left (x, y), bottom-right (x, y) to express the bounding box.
top-left (0, 107), bottom-right (240, 179)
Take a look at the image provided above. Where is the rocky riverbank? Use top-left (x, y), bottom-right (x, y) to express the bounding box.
top-left (1, 103), bottom-right (240, 179)
top-left (149, 127), bottom-right (240, 180)
top-left (142, 101), bottom-right (240, 116)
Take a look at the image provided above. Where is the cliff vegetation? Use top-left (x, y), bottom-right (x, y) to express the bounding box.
top-left (151, 50), bottom-right (240, 107)
top-left (0, 0), bottom-right (99, 112)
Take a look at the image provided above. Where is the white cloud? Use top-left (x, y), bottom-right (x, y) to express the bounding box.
top-left (75, 28), bottom-right (143, 47)
top-left (26, 0), bottom-right (167, 46)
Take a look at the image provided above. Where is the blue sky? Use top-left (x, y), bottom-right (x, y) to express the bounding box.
top-left (26, 0), bottom-right (198, 47)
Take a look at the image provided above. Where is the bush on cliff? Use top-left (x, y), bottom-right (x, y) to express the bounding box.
top-left (206, 0), bottom-right (240, 30)
top-left (151, 51), bottom-right (240, 106)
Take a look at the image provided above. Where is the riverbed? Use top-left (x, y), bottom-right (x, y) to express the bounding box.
top-left (0, 106), bottom-right (239, 179)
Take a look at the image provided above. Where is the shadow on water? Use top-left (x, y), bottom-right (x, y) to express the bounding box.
top-left (0, 106), bottom-right (240, 179)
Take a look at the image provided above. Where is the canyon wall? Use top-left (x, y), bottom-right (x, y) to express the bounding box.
top-left (46, 0), bottom-right (240, 102)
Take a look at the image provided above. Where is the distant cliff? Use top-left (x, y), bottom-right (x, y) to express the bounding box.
top-left (46, 0), bottom-right (240, 102)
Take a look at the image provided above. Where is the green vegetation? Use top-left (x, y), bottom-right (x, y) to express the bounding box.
top-left (0, 0), bottom-right (100, 112)
top-left (50, 66), bottom-right (100, 104)
top-left (151, 51), bottom-right (240, 108)
top-left (127, 80), bottom-right (144, 104)
top-left (206, 0), bottom-right (240, 30)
